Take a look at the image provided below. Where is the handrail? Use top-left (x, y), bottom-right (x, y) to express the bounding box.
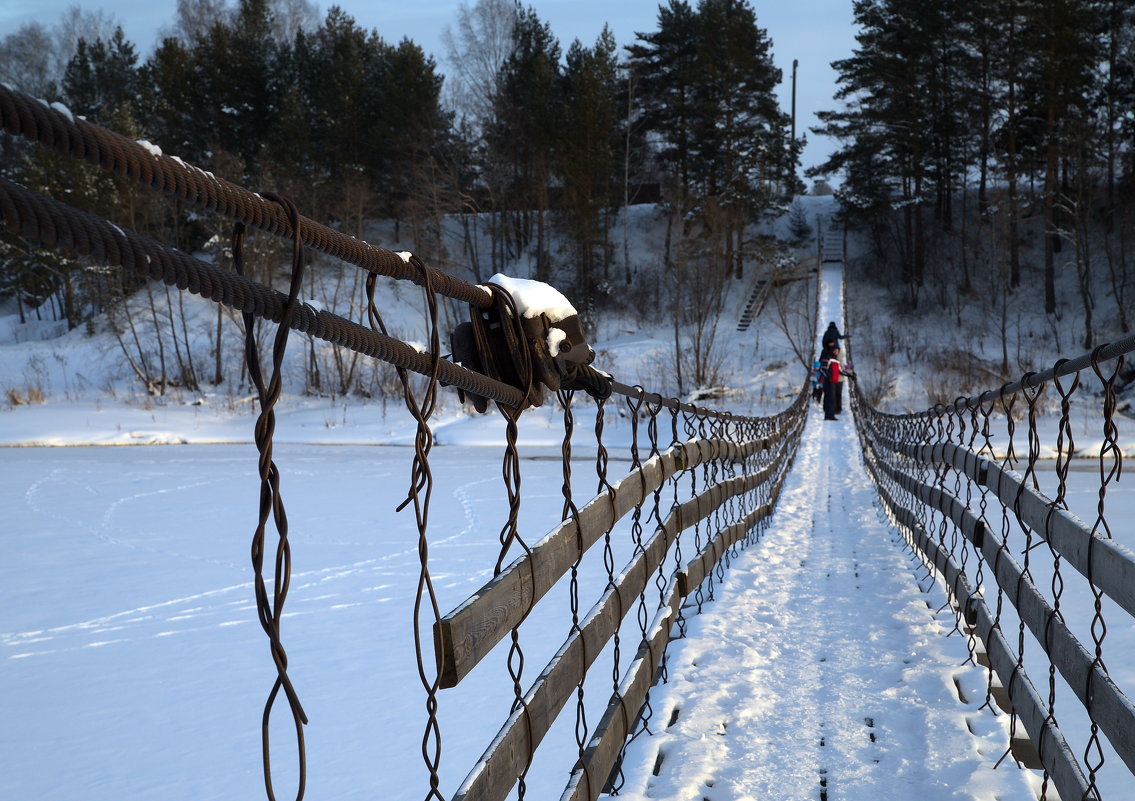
top-left (864, 453), bottom-right (1095, 799)
top-left (0, 83), bottom-right (494, 309)
top-left (865, 433), bottom-right (1135, 618)
top-left (852, 331), bottom-right (1134, 801)
top-left (436, 423), bottom-right (795, 688)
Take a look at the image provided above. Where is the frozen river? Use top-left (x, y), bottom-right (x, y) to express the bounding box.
top-left (2, 442), bottom-right (1132, 800)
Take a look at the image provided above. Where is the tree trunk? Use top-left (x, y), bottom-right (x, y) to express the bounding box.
top-left (1043, 103), bottom-right (1058, 314)
top-left (213, 304), bottom-right (224, 385)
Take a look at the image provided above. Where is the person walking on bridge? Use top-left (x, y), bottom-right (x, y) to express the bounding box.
top-left (822, 345), bottom-right (850, 420)
top-left (820, 321), bottom-right (846, 359)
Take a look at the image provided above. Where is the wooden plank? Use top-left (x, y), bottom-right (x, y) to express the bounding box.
top-left (561, 583), bottom-right (685, 801)
top-left (436, 438), bottom-right (691, 688)
top-left (983, 459), bottom-right (1135, 617)
top-left (895, 440), bottom-right (1135, 620)
top-left (448, 414), bottom-right (804, 801)
top-left (873, 456), bottom-right (1135, 777)
top-left (559, 455), bottom-right (796, 801)
top-left (437, 429), bottom-right (788, 688)
top-left (674, 433), bottom-right (798, 599)
top-left (450, 450), bottom-right (784, 801)
top-left (864, 456), bottom-right (1097, 801)
top-left (682, 504), bottom-right (771, 595)
top-left (451, 532), bottom-right (672, 801)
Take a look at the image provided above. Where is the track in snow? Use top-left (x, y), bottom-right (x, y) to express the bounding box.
top-left (609, 267), bottom-right (1038, 801)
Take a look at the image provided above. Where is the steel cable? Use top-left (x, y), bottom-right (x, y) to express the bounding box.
top-left (0, 83), bottom-right (493, 309)
top-left (0, 176), bottom-right (526, 408)
top-left (234, 195), bottom-right (309, 801)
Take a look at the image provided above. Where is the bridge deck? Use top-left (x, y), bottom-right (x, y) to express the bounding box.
top-left (611, 266), bottom-right (1039, 800)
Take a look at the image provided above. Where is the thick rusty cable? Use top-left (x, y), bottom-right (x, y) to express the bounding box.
top-left (608, 378), bottom-right (762, 424)
top-left (874, 332), bottom-right (1135, 420)
top-left (0, 83), bottom-right (492, 309)
top-left (234, 195), bottom-right (309, 801)
top-left (0, 176), bottom-right (525, 409)
top-left (0, 139), bottom-right (769, 426)
top-left (856, 341), bottom-right (1129, 798)
top-left (3, 83), bottom-right (836, 801)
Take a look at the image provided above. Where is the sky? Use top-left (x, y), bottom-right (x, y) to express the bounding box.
top-left (0, 0), bottom-right (858, 183)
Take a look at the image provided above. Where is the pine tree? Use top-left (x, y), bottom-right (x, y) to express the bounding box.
top-left (193, 0), bottom-right (283, 180)
top-left (629, 0), bottom-right (792, 277)
top-left (487, 5), bottom-right (562, 281)
top-left (557, 27), bottom-right (621, 317)
top-left (378, 38), bottom-right (454, 254)
top-left (689, 0), bottom-right (789, 276)
top-left (813, 0), bottom-right (975, 307)
top-left (290, 7), bottom-right (380, 203)
top-left (1019, 0), bottom-right (1101, 313)
top-left (139, 36), bottom-right (206, 162)
top-left (62, 28), bottom-right (139, 126)
top-left (627, 0), bottom-right (700, 193)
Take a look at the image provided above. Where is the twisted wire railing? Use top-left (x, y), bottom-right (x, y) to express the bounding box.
top-left (852, 334), bottom-right (1135, 801)
top-left (0, 82), bottom-right (810, 801)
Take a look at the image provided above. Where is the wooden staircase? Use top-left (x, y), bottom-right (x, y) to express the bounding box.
top-left (737, 256), bottom-right (818, 332)
top-left (819, 215), bottom-right (844, 264)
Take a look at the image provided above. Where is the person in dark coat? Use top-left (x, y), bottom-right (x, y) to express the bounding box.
top-left (820, 322), bottom-right (845, 357)
top-left (822, 346), bottom-right (849, 420)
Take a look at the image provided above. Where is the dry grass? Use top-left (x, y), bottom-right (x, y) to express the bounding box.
top-left (5, 386), bottom-right (45, 406)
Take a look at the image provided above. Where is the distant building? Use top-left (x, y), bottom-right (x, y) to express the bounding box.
top-left (812, 179), bottom-right (834, 196)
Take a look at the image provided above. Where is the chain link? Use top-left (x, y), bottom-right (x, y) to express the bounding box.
top-left (1081, 348), bottom-right (1125, 797)
top-left (558, 388), bottom-right (594, 799)
top-left (364, 256), bottom-right (446, 801)
top-left (234, 197), bottom-right (310, 801)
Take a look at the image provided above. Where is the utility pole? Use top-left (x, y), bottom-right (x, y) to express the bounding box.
top-left (791, 59), bottom-right (798, 141)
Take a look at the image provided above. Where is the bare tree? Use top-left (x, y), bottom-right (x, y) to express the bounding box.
top-left (0, 8), bottom-right (118, 96)
top-left (0, 23), bottom-right (56, 95)
top-left (440, 0), bottom-right (516, 127)
top-left (164, 0), bottom-right (230, 45)
top-left (55, 6), bottom-right (119, 57)
top-left (664, 197), bottom-right (732, 393)
top-left (270, 0), bottom-right (319, 43)
top-left (768, 267), bottom-right (818, 370)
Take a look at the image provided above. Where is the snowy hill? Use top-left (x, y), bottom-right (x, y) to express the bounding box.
top-left (0, 198), bottom-right (840, 446)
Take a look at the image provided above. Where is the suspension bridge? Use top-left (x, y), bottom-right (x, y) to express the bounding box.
top-left (2, 83), bottom-right (1135, 801)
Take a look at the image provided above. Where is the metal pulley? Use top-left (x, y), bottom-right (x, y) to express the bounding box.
top-left (449, 278), bottom-right (610, 413)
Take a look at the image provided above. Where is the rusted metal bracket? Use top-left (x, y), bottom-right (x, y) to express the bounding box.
top-left (450, 282), bottom-right (609, 412)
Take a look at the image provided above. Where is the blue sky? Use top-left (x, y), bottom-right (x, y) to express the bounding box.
top-left (0, 0), bottom-right (856, 181)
